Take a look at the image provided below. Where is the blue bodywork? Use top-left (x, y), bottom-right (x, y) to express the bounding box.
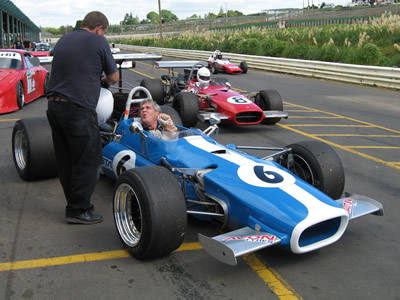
top-left (102, 119), bottom-right (349, 253)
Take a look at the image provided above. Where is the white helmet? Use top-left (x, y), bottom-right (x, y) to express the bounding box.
top-left (96, 88), bottom-right (114, 124)
top-left (197, 67), bottom-right (210, 86)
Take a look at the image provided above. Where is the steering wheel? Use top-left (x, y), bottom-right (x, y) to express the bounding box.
top-left (124, 86), bottom-right (153, 120)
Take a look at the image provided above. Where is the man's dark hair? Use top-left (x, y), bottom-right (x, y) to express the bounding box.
top-left (81, 11), bottom-right (109, 30)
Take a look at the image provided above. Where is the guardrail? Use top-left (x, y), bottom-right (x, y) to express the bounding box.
top-left (117, 44), bottom-right (400, 90)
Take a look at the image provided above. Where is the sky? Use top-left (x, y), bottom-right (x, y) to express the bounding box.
top-left (11, 0), bottom-right (352, 28)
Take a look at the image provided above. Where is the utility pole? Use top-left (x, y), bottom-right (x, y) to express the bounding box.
top-left (158, 0), bottom-right (164, 48)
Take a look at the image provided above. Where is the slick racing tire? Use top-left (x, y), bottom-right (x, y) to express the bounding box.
top-left (172, 92), bottom-right (199, 128)
top-left (160, 105), bottom-right (183, 126)
top-left (281, 140), bottom-right (345, 200)
top-left (16, 81), bottom-right (24, 109)
top-left (12, 117), bottom-right (57, 180)
top-left (240, 61), bottom-right (248, 74)
top-left (140, 79), bottom-right (165, 105)
top-left (113, 166), bottom-right (187, 259)
top-left (257, 89), bottom-right (283, 125)
top-left (211, 62), bottom-right (219, 74)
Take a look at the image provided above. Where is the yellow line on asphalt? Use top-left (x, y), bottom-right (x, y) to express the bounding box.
top-left (243, 253), bottom-right (303, 300)
top-left (284, 101), bottom-right (400, 134)
top-left (0, 119), bottom-right (19, 122)
top-left (312, 134), bottom-right (400, 137)
top-left (347, 146), bottom-right (400, 149)
top-left (277, 123), bottom-right (400, 171)
top-left (0, 250), bottom-right (131, 272)
top-left (0, 243), bottom-right (203, 272)
top-left (288, 116), bottom-right (343, 119)
top-left (0, 242), bottom-right (301, 299)
top-left (129, 69), bottom-right (154, 79)
top-left (287, 124), bottom-right (373, 127)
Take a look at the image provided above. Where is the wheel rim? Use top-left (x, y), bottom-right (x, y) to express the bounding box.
top-left (114, 183), bottom-right (142, 247)
top-left (14, 129), bottom-right (28, 171)
top-left (291, 154), bottom-right (316, 187)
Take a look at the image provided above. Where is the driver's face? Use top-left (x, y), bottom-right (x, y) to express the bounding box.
top-left (141, 102), bottom-right (159, 128)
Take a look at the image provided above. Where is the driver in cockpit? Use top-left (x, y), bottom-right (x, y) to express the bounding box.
top-left (140, 99), bottom-right (177, 138)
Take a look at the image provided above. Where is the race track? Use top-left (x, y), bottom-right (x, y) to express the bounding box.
top-left (0, 57), bottom-right (399, 300)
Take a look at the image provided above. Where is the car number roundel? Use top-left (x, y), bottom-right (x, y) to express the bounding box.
top-left (112, 150), bottom-right (136, 177)
top-left (227, 96), bottom-right (252, 104)
top-left (237, 163), bottom-right (295, 188)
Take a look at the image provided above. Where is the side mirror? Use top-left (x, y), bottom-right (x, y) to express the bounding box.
top-left (129, 121), bottom-right (144, 134)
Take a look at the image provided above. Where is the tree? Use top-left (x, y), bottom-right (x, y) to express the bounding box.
top-left (147, 11), bottom-right (159, 23)
top-left (74, 20), bottom-right (82, 31)
top-left (368, 0), bottom-right (375, 6)
top-left (121, 13), bottom-right (139, 25)
top-left (161, 9), bottom-right (178, 23)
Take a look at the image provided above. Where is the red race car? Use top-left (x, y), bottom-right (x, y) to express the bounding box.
top-left (141, 61), bottom-right (287, 128)
top-left (207, 50), bottom-right (247, 75)
top-left (0, 49), bottom-right (49, 114)
top-left (30, 42), bottom-right (52, 57)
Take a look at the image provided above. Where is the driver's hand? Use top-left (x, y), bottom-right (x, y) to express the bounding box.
top-left (158, 113), bottom-right (177, 132)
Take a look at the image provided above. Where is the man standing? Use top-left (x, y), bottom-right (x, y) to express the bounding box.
top-left (13, 36), bottom-right (23, 49)
top-left (23, 37), bottom-right (31, 50)
top-left (46, 11), bottom-right (119, 224)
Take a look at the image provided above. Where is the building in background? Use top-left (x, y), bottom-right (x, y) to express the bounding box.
top-left (1, 0), bottom-right (40, 48)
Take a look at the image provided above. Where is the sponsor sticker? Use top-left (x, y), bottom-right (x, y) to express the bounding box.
top-left (224, 235), bottom-right (276, 243)
top-left (342, 198), bottom-right (354, 215)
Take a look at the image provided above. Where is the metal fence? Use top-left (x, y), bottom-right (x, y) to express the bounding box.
top-left (116, 44), bottom-right (400, 90)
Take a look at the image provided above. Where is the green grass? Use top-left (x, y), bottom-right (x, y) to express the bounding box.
top-left (111, 13), bottom-right (400, 67)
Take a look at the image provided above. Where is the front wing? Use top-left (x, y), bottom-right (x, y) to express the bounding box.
top-left (199, 193), bottom-right (383, 265)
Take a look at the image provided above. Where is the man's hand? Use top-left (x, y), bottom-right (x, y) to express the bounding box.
top-left (158, 113), bottom-right (177, 132)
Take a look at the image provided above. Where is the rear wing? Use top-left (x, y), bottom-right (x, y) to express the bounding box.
top-left (154, 60), bottom-right (204, 69)
top-left (38, 52), bottom-right (162, 65)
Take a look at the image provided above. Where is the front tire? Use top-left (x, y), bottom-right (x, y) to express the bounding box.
top-left (256, 89), bottom-right (283, 125)
top-left (16, 81), bottom-right (24, 109)
top-left (113, 166), bottom-right (187, 259)
top-left (281, 140), bottom-right (345, 199)
top-left (211, 62), bottom-right (219, 74)
top-left (172, 92), bottom-right (199, 128)
top-left (12, 117), bottom-right (57, 180)
top-left (43, 74), bottom-right (49, 95)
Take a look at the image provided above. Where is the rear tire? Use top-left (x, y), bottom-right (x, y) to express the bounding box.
top-left (172, 92), bottom-right (199, 128)
top-left (281, 141), bottom-right (345, 200)
top-left (160, 105), bottom-right (183, 126)
top-left (12, 117), bottom-right (57, 180)
top-left (240, 61), bottom-right (248, 74)
top-left (113, 166), bottom-right (187, 259)
top-left (140, 79), bottom-right (165, 105)
top-left (257, 90), bottom-right (283, 125)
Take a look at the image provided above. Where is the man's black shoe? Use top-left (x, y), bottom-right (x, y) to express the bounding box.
top-left (65, 211), bottom-right (103, 225)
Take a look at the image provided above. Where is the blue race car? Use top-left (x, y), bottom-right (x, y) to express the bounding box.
top-left (12, 86), bottom-right (383, 265)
